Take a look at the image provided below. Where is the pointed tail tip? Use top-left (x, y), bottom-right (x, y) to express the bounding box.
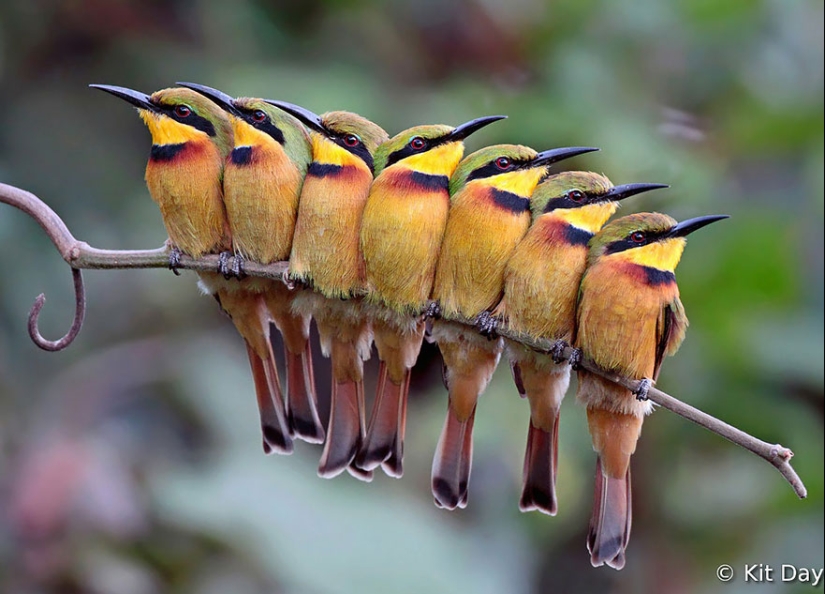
top-left (284, 347), bottom-right (324, 444)
top-left (346, 464), bottom-right (374, 482)
top-left (380, 449), bottom-right (404, 479)
top-left (290, 414), bottom-right (326, 445)
top-left (519, 489), bottom-right (558, 516)
top-left (262, 424), bottom-right (294, 455)
top-left (520, 423), bottom-right (559, 515)
top-left (587, 458), bottom-right (631, 571)
top-left (588, 545), bottom-right (627, 571)
top-left (354, 443), bottom-right (391, 473)
top-left (317, 461), bottom-right (347, 480)
top-left (432, 477), bottom-right (461, 509)
top-left (432, 476), bottom-right (467, 510)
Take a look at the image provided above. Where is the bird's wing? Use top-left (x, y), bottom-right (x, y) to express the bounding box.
top-left (653, 296), bottom-right (688, 381)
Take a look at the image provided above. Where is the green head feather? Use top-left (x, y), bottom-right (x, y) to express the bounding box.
top-left (530, 171), bottom-right (613, 218)
top-left (448, 144), bottom-right (539, 195)
top-left (373, 124), bottom-right (454, 175)
top-left (587, 212), bottom-right (678, 265)
top-left (233, 97), bottom-right (312, 174)
top-left (320, 111), bottom-right (389, 155)
top-left (150, 88), bottom-right (235, 158)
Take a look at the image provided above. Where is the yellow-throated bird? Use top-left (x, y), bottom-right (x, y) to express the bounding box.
top-left (90, 84), bottom-right (294, 454)
top-left (429, 144), bottom-right (598, 509)
top-left (178, 82), bottom-right (325, 444)
top-left (576, 212), bottom-right (728, 569)
top-left (355, 115), bottom-right (506, 477)
top-left (497, 172), bottom-right (666, 515)
top-left (267, 100), bottom-right (389, 480)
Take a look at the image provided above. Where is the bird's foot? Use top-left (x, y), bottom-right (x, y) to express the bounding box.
top-left (283, 268), bottom-right (297, 290)
top-left (424, 301), bottom-right (442, 320)
top-left (634, 378), bottom-right (653, 401)
top-left (567, 347), bottom-right (584, 370)
top-left (475, 311), bottom-right (499, 340)
top-left (217, 251), bottom-right (234, 279)
top-left (231, 254), bottom-right (247, 280)
top-left (549, 339), bottom-right (569, 364)
top-left (168, 246), bottom-right (183, 276)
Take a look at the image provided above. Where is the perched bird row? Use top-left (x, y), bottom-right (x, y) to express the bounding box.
top-left (91, 82), bottom-right (727, 570)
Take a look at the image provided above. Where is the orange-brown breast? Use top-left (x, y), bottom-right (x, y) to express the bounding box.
top-left (576, 259), bottom-right (680, 379)
top-left (144, 139), bottom-right (230, 257)
top-left (504, 217), bottom-right (590, 341)
top-left (223, 144), bottom-right (303, 264)
top-left (433, 185), bottom-right (531, 318)
top-left (362, 167), bottom-right (451, 314)
top-left (289, 164), bottom-right (374, 298)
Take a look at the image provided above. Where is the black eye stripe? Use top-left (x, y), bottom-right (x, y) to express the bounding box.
top-left (466, 158), bottom-right (532, 182)
top-left (231, 107), bottom-right (285, 144)
top-left (603, 229), bottom-right (669, 254)
top-left (332, 136), bottom-right (374, 173)
top-left (385, 134), bottom-right (454, 168)
top-left (543, 191), bottom-right (597, 213)
top-left (157, 102), bottom-right (217, 137)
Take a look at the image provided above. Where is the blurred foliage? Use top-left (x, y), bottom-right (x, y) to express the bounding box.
top-left (0, 0), bottom-right (822, 592)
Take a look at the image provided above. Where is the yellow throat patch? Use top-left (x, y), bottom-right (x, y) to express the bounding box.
top-left (139, 110), bottom-right (210, 145)
top-left (398, 142), bottom-right (464, 177)
top-left (486, 167), bottom-right (546, 197)
top-left (556, 202), bottom-right (618, 234)
top-left (232, 118), bottom-right (278, 149)
top-left (311, 133), bottom-right (363, 168)
top-left (611, 237), bottom-right (687, 272)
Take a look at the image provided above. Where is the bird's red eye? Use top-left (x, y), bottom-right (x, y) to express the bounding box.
top-left (495, 157), bottom-right (512, 170)
top-left (251, 110), bottom-right (266, 123)
top-left (567, 189), bottom-right (585, 202)
top-left (630, 231), bottom-right (646, 243)
top-left (410, 136), bottom-right (426, 150)
top-left (174, 105), bottom-right (191, 118)
top-left (343, 134), bottom-right (360, 147)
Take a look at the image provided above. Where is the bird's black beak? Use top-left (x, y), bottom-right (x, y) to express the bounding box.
top-left (90, 84), bottom-right (156, 111)
top-left (602, 183), bottom-right (669, 203)
top-left (445, 115), bottom-right (507, 142)
top-left (532, 146), bottom-right (600, 168)
top-left (175, 82), bottom-right (241, 117)
top-left (667, 214), bottom-right (730, 238)
top-left (264, 100), bottom-right (326, 135)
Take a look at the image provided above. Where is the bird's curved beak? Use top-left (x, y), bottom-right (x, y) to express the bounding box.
top-left (175, 82), bottom-right (241, 117)
top-left (532, 146), bottom-right (599, 168)
top-left (264, 100), bottom-right (326, 135)
top-left (602, 183), bottom-right (669, 203)
top-left (89, 84), bottom-right (156, 112)
top-left (667, 214), bottom-right (730, 238)
top-left (446, 115), bottom-right (507, 142)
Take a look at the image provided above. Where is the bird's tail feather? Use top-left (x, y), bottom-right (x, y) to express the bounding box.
top-left (519, 413), bottom-right (560, 515)
top-left (246, 342), bottom-right (293, 455)
top-left (356, 361), bottom-right (410, 477)
top-left (318, 378), bottom-right (371, 481)
top-left (431, 399), bottom-right (476, 510)
top-left (284, 338), bottom-right (325, 444)
top-left (587, 456), bottom-right (632, 570)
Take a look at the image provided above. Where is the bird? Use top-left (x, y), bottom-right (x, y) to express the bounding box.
top-left (575, 212), bottom-right (729, 569)
top-left (429, 143), bottom-right (598, 509)
top-left (90, 84), bottom-right (295, 455)
top-left (355, 114), bottom-right (507, 477)
top-left (266, 99), bottom-right (389, 481)
top-left (176, 82), bottom-right (325, 445)
top-left (495, 172), bottom-right (667, 516)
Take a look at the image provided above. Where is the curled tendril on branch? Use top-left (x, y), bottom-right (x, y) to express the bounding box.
top-left (27, 267), bottom-right (87, 351)
top-left (0, 181), bottom-right (808, 499)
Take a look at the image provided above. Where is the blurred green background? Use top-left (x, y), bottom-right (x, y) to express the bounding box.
top-left (0, 0), bottom-right (822, 592)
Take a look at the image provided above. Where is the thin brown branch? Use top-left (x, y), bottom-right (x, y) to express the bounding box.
top-left (0, 182), bottom-right (808, 499)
